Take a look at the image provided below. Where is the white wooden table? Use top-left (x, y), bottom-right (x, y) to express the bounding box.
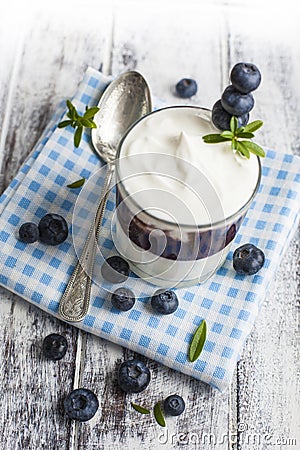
top-left (0, 1), bottom-right (299, 449)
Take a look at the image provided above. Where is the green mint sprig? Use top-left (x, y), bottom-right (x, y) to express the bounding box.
top-left (58, 100), bottom-right (99, 148)
top-left (202, 117), bottom-right (265, 159)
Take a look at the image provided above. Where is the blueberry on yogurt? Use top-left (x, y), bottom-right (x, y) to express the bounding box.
top-left (212, 100), bottom-right (249, 131)
top-left (221, 85), bottom-right (254, 116)
top-left (151, 289), bottom-right (178, 315)
top-left (230, 62), bottom-right (261, 94)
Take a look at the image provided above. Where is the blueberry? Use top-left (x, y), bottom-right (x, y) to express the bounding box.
top-left (221, 85), bottom-right (254, 116)
top-left (151, 289), bottom-right (178, 315)
top-left (175, 78), bottom-right (197, 98)
top-left (18, 222), bottom-right (39, 243)
top-left (117, 358), bottom-right (151, 393)
top-left (230, 62), bottom-right (261, 94)
top-left (64, 388), bottom-right (99, 422)
top-left (42, 333), bottom-right (68, 361)
top-left (212, 100), bottom-right (249, 131)
top-left (163, 394), bottom-right (185, 416)
top-left (111, 287), bottom-right (135, 311)
top-left (233, 243), bottom-right (265, 275)
top-left (38, 213), bottom-right (68, 245)
top-left (101, 255), bottom-right (130, 283)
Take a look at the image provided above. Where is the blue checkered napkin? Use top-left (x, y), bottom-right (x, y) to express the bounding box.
top-left (0, 67), bottom-right (300, 392)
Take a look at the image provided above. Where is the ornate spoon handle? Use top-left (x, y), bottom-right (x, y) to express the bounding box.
top-left (59, 163), bottom-right (115, 322)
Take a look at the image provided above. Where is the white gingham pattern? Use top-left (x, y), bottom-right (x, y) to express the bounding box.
top-left (0, 67), bottom-right (299, 391)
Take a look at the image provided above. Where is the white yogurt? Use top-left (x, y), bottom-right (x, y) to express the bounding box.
top-left (119, 107), bottom-right (259, 226)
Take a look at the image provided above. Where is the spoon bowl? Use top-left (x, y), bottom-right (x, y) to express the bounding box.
top-left (91, 71), bottom-right (152, 163)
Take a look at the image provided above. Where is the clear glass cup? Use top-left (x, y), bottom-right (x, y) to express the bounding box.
top-left (112, 106), bottom-right (261, 288)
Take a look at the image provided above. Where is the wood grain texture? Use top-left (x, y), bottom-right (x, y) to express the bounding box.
top-left (0, 4), bottom-right (112, 188)
top-left (112, 2), bottom-right (225, 107)
top-left (226, 5), bottom-right (300, 449)
top-left (0, 3), bottom-right (112, 449)
top-left (0, 1), bottom-right (299, 449)
top-left (0, 289), bottom-right (78, 450)
top-left (236, 237), bottom-right (300, 450)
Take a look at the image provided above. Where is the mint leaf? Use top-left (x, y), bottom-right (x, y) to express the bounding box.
top-left (240, 140), bottom-right (266, 157)
top-left (66, 100), bottom-right (78, 120)
top-left (243, 120), bottom-right (263, 133)
top-left (83, 106), bottom-right (100, 119)
top-left (202, 134), bottom-right (231, 143)
top-left (80, 118), bottom-right (97, 128)
top-left (220, 130), bottom-right (234, 139)
top-left (131, 403), bottom-right (151, 415)
top-left (188, 320), bottom-right (207, 362)
top-left (58, 120), bottom-right (72, 128)
top-left (153, 402), bottom-right (166, 427)
top-left (67, 178), bottom-right (86, 189)
top-left (66, 99), bottom-right (74, 112)
top-left (236, 131), bottom-right (255, 139)
top-left (236, 141), bottom-right (250, 159)
top-left (74, 126), bottom-right (83, 147)
top-left (79, 118), bottom-right (93, 127)
top-left (230, 116), bottom-right (238, 133)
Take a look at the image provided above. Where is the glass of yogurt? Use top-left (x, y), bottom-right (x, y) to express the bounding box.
top-left (111, 106), bottom-right (261, 288)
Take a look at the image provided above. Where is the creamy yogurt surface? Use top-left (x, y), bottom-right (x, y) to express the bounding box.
top-left (118, 107), bottom-right (260, 226)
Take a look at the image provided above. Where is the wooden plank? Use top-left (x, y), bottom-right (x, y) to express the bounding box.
top-left (224, 4), bottom-right (300, 449)
top-left (236, 235), bottom-right (300, 449)
top-left (0, 6), bottom-right (24, 190)
top-left (111, 1), bottom-right (225, 107)
top-left (0, 3), bottom-right (112, 449)
top-left (78, 2), bottom-right (233, 449)
top-left (0, 289), bottom-right (78, 450)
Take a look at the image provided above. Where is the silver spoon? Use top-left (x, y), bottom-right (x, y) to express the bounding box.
top-left (59, 71), bottom-right (152, 322)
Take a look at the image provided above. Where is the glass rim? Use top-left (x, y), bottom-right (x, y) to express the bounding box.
top-left (115, 105), bottom-right (262, 231)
